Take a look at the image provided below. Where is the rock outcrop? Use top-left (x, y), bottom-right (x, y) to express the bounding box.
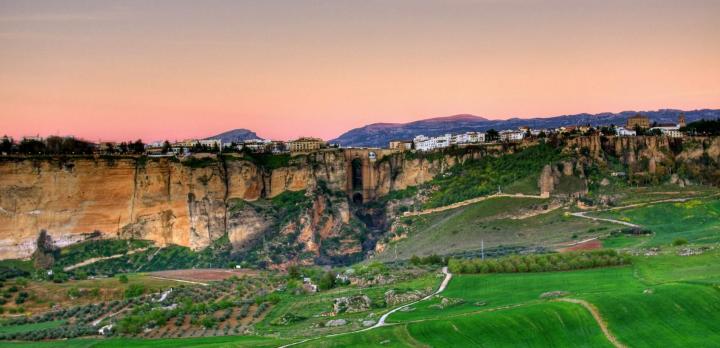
top-left (0, 147), bottom-right (493, 260)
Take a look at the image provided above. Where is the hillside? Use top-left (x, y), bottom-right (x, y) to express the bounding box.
top-left (205, 128), bottom-right (264, 143)
top-left (331, 109), bottom-right (720, 147)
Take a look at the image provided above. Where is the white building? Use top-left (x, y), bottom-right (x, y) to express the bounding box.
top-left (453, 131), bottom-right (485, 144)
top-left (651, 125), bottom-right (683, 138)
top-left (198, 139), bottom-right (223, 148)
top-left (616, 127), bottom-right (636, 136)
top-left (499, 130), bottom-right (525, 142)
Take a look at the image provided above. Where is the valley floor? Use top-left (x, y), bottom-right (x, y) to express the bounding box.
top-left (2, 186), bottom-right (720, 347)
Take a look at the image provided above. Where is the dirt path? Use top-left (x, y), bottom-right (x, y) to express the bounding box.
top-left (63, 247), bottom-right (149, 271)
top-left (403, 193), bottom-right (548, 217)
top-left (569, 196), bottom-right (705, 229)
top-left (279, 267), bottom-right (452, 348)
top-left (148, 275), bottom-right (209, 286)
top-left (569, 211), bottom-right (640, 228)
top-left (556, 298), bottom-right (626, 348)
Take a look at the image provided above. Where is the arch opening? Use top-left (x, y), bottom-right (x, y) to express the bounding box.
top-left (351, 158), bottom-right (363, 191)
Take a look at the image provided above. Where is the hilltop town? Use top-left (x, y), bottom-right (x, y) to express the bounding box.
top-left (0, 113), bottom-right (700, 158)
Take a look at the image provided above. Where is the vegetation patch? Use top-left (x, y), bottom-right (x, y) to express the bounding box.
top-left (448, 249), bottom-right (631, 274)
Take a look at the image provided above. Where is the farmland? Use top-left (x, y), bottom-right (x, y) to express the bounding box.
top-left (1, 186), bottom-right (719, 346)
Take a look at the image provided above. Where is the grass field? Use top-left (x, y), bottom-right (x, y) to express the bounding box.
top-left (297, 302), bottom-right (613, 347)
top-left (0, 320), bottom-right (65, 335)
top-left (592, 198), bottom-right (720, 246)
top-left (309, 248), bottom-right (720, 347)
top-left (376, 196), bottom-right (617, 261)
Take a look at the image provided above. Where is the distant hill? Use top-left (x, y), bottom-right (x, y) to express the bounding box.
top-left (206, 128), bottom-right (264, 143)
top-left (330, 109), bottom-right (720, 147)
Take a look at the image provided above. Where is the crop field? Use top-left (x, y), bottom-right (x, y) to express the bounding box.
top-left (308, 248), bottom-right (720, 347)
top-left (297, 302), bottom-right (612, 347)
top-left (148, 269), bottom-right (259, 283)
top-left (0, 274), bottom-right (181, 315)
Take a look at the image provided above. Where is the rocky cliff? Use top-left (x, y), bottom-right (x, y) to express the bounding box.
top-left (0, 147), bottom-right (488, 260)
top-left (5, 137), bottom-right (715, 262)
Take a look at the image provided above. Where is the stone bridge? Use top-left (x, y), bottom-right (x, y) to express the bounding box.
top-left (343, 148), bottom-right (398, 203)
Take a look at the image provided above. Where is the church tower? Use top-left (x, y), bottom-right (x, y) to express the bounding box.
top-left (678, 113), bottom-right (686, 128)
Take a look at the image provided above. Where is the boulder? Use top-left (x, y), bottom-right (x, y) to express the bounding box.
top-left (384, 289), bottom-right (431, 306)
top-left (333, 295), bottom-right (372, 314)
top-left (325, 319), bottom-right (347, 327)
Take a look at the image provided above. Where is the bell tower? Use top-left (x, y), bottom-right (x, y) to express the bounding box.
top-left (678, 113), bottom-right (686, 128)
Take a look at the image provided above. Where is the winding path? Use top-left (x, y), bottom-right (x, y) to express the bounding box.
top-left (62, 247), bottom-right (149, 271)
top-left (278, 267), bottom-right (452, 348)
top-left (556, 298), bottom-right (626, 348)
top-left (403, 193), bottom-right (548, 217)
top-left (569, 196), bottom-right (697, 228)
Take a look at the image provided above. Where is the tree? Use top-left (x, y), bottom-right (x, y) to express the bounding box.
top-left (32, 230), bottom-right (59, 269)
top-left (117, 274), bottom-right (129, 284)
top-left (0, 136), bottom-right (12, 153)
top-left (129, 139), bottom-right (145, 154)
top-left (409, 255), bottom-right (421, 266)
top-left (318, 271), bottom-right (336, 291)
top-left (287, 265), bottom-right (300, 279)
top-left (486, 129), bottom-right (499, 142)
top-left (161, 141), bottom-right (171, 154)
top-left (18, 139), bottom-right (46, 154)
top-left (124, 284), bottom-right (145, 298)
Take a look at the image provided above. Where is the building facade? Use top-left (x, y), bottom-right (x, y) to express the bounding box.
top-left (626, 114), bottom-right (650, 129)
top-left (287, 137), bottom-right (326, 152)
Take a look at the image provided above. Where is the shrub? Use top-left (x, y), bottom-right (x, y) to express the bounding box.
top-left (672, 238), bottom-right (688, 246)
top-left (450, 249), bottom-right (629, 274)
top-left (117, 274), bottom-right (129, 283)
top-left (124, 284), bottom-right (145, 298)
top-left (318, 271), bottom-right (336, 291)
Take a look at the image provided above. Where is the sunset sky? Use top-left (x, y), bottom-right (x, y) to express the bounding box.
top-left (1, 0), bottom-right (719, 142)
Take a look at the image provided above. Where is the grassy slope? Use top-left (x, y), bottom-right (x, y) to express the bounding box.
top-left (593, 198), bottom-right (720, 246)
top-left (300, 302), bottom-right (612, 348)
top-left (377, 197), bottom-right (616, 261)
top-left (313, 249), bottom-right (720, 347)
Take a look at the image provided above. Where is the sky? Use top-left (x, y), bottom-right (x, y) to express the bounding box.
top-left (1, 0), bottom-right (719, 142)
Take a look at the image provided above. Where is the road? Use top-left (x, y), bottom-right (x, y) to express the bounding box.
top-left (403, 193), bottom-right (548, 217)
top-left (278, 267), bottom-right (452, 348)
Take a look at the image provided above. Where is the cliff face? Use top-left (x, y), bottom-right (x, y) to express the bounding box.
top-left (3, 138), bottom-right (717, 261)
top-left (0, 148), bottom-right (474, 260)
top-left (565, 136), bottom-right (720, 176)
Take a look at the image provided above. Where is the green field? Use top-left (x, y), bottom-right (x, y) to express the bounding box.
top-left (308, 248), bottom-right (720, 347)
top-left (592, 198), bottom-right (720, 246)
top-left (298, 302), bottom-right (613, 347)
top-left (376, 196), bottom-right (617, 261)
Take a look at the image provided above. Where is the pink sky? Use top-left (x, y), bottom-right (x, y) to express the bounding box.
top-left (1, 0), bottom-right (719, 142)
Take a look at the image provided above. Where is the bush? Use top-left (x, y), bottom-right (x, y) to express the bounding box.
top-left (117, 274), bottom-right (129, 283)
top-left (318, 271), bottom-right (336, 291)
top-left (672, 238), bottom-right (688, 246)
top-left (124, 284), bottom-right (145, 298)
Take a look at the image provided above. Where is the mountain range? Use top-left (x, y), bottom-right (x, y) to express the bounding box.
top-left (329, 109), bottom-right (720, 147)
top-left (205, 109), bottom-right (720, 148)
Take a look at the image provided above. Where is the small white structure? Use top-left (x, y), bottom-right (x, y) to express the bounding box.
top-left (651, 126), bottom-right (683, 138)
top-left (616, 127), bottom-right (636, 136)
top-left (499, 130), bottom-right (525, 142)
